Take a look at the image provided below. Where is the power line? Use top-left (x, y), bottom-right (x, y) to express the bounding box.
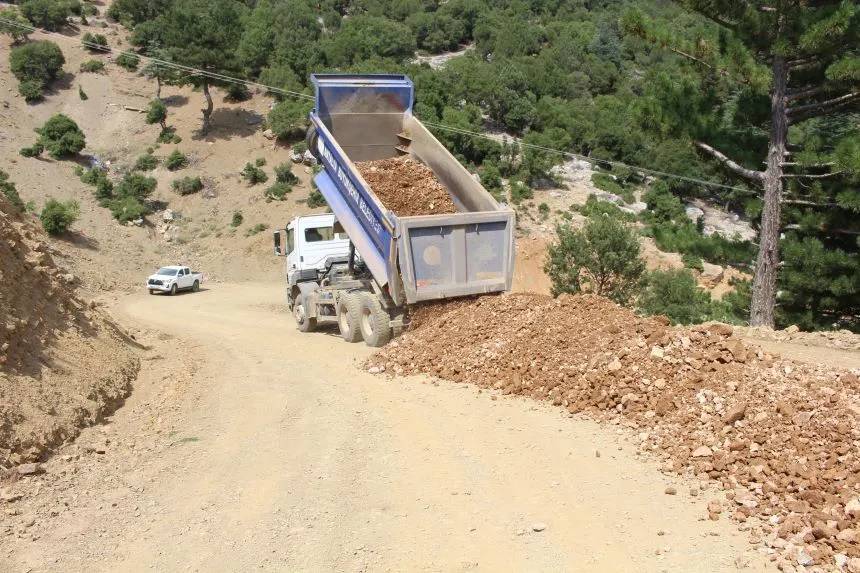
top-left (0, 15), bottom-right (752, 194)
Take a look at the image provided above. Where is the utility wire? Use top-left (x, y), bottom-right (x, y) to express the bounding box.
top-left (0, 15), bottom-right (753, 194)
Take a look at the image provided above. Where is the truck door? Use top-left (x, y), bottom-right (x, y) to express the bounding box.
top-left (285, 225), bottom-right (298, 274)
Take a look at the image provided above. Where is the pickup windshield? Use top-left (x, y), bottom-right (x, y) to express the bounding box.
top-left (157, 268), bottom-right (178, 276)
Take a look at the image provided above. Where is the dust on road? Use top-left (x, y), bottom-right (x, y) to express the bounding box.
top-left (2, 283), bottom-right (773, 572)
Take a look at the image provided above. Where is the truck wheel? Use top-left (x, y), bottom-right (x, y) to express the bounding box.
top-left (148, 289), bottom-right (155, 295)
top-left (192, 280), bottom-right (200, 292)
top-left (337, 292), bottom-right (364, 343)
top-left (305, 125), bottom-right (319, 161)
top-left (358, 293), bottom-right (392, 347)
top-left (294, 292), bottom-right (316, 333)
top-left (169, 284), bottom-right (177, 296)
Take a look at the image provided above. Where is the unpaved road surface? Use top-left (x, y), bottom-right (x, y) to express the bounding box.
top-left (3, 283), bottom-right (774, 572)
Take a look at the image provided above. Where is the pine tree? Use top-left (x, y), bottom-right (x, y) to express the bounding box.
top-left (627, 1), bottom-right (859, 328)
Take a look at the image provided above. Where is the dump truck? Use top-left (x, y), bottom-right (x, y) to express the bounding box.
top-left (273, 73), bottom-right (515, 346)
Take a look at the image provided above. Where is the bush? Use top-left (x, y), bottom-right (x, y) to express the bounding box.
top-left (20, 0), bottom-right (73, 31)
top-left (79, 59), bottom-right (105, 73)
top-left (682, 252), bottom-right (704, 271)
top-left (230, 210), bottom-right (243, 227)
top-left (133, 153), bottom-right (158, 171)
top-left (115, 52), bottom-right (140, 71)
top-left (19, 143), bottom-right (44, 157)
top-left (509, 180), bottom-right (533, 204)
top-left (145, 99), bottom-right (167, 128)
top-left (538, 202), bottom-right (550, 219)
top-left (157, 127), bottom-right (181, 144)
top-left (10, 40), bottom-right (65, 100)
top-left (0, 8), bottom-right (32, 43)
top-left (164, 150), bottom-right (188, 170)
top-left (292, 142), bottom-right (307, 155)
top-left (0, 170), bottom-right (24, 210)
top-left (306, 189), bottom-right (327, 208)
top-left (265, 182), bottom-right (292, 201)
top-left (108, 195), bottom-right (147, 223)
top-left (638, 268), bottom-right (718, 325)
top-left (79, 167), bottom-right (114, 205)
top-left (268, 99), bottom-right (311, 140)
top-left (241, 163), bottom-right (268, 185)
top-left (115, 172), bottom-right (156, 200)
top-left (78, 84), bottom-right (87, 100)
top-left (225, 82), bottom-right (251, 102)
top-left (172, 176), bottom-right (203, 195)
top-left (35, 114), bottom-right (86, 158)
top-left (18, 79), bottom-right (45, 102)
top-left (39, 198), bottom-right (79, 235)
top-left (245, 223), bottom-right (267, 236)
top-left (545, 214), bottom-right (646, 305)
top-left (647, 221), bottom-right (755, 268)
top-left (592, 172), bottom-right (635, 203)
top-left (274, 163), bottom-right (299, 185)
top-left (255, 157), bottom-right (266, 167)
top-left (574, 195), bottom-right (636, 222)
top-left (81, 32), bottom-right (108, 51)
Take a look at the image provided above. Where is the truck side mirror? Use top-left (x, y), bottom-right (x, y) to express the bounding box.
top-left (273, 230), bottom-right (282, 256)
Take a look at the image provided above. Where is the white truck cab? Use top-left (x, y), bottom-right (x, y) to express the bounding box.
top-left (281, 214), bottom-right (351, 276)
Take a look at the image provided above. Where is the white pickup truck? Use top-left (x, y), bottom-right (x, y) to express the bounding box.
top-left (146, 266), bottom-right (203, 295)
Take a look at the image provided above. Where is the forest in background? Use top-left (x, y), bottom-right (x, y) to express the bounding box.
top-left (3, 0), bottom-right (858, 331)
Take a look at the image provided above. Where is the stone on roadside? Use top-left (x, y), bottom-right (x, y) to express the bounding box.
top-left (692, 446), bottom-right (713, 458)
top-left (532, 522), bottom-right (547, 532)
top-left (664, 486), bottom-right (677, 495)
top-left (15, 463), bottom-right (41, 476)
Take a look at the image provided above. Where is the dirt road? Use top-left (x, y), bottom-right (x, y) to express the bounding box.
top-left (3, 283), bottom-right (774, 572)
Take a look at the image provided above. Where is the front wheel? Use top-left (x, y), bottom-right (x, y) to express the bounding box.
top-left (358, 293), bottom-right (392, 348)
top-left (169, 284), bottom-right (177, 296)
top-left (149, 289), bottom-right (155, 295)
top-left (294, 292), bottom-right (317, 333)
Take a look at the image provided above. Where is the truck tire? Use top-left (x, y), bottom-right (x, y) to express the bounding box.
top-left (293, 292), bottom-right (316, 333)
top-left (169, 284), bottom-right (177, 296)
top-left (192, 280), bottom-right (200, 292)
top-left (337, 292), bottom-right (364, 343)
top-left (305, 125), bottom-right (319, 161)
top-left (358, 293), bottom-right (392, 347)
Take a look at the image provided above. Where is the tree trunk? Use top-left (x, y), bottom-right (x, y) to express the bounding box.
top-left (201, 80), bottom-right (213, 132)
top-left (750, 56), bottom-right (788, 328)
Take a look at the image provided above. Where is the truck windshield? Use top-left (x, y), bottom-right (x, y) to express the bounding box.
top-left (157, 268), bottom-right (178, 276)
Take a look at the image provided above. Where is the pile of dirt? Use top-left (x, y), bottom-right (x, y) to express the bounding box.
top-left (0, 196), bottom-right (139, 467)
top-left (356, 156), bottom-right (457, 217)
top-left (372, 293), bottom-right (860, 569)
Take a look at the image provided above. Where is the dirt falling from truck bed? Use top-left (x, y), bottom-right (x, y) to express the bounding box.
top-left (371, 293), bottom-right (860, 569)
top-left (356, 156), bottom-right (457, 217)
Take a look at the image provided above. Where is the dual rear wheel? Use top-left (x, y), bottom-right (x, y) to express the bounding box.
top-left (337, 291), bottom-right (392, 347)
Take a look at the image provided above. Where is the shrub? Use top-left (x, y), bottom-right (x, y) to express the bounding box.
top-left (225, 82), bottom-right (251, 102)
top-left (39, 198), bottom-right (79, 235)
top-left (306, 189), bottom-right (327, 208)
top-left (230, 210), bottom-right (243, 227)
top-left (0, 8), bottom-right (32, 44)
top-left (20, 143), bottom-right (44, 157)
top-left (574, 195), bottom-right (636, 222)
top-left (79, 59), bottom-right (105, 73)
top-left (133, 153), bottom-right (158, 171)
top-left (682, 252), bottom-right (704, 271)
top-left (647, 221), bottom-right (754, 268)
top-left (164, 150), bottom-right (188, 170)
top-left (108, 195), bottom-right (147, 223)
top-left (241, 163), bottom-right (268, 185)
top-left (274, 163), bottom-right (299, 185)
top-left (268, 99), bottom-right (311, 140)
top-left (115, 52), bottom-right (140, 71)
top-left (81, 32), bottom-right (108, 51)
top-left (0, 170), bottom-right (24, 210)
top-left (255, 157), bottom-right (266, 167)
top-left (20, 0), bottom-right (73, 31)
top-left (115, 173), bottom-right (156, 200)
top-left (78, 84), bottom-right (88, 100)
top-left (245, 223), bottom-right (267, 236)
top-left (292, 142), bottom-right (307, 155)
top-left (10, 40), bottom-right (65, 100)
top-left (545, 214), bottom-right (646, 305)
top-left (158, 127), bottom-right (181, 144)
top-left (172, 176), bottom-right (203, 195)
top-left (18, 79), bottom-right (45, 102)
top-left (638, 268), bottom-right (718, 325)
top-left (509, 180), bottom-right (533, 204)
top-left (79, 167), bottom-right (114, 205)
top-left (145, 99), bottom-right (167, 128)
top-left (538, 202), bottom-right (550, 219)
top-left (35, 114), bottom-right (86, 158)
top-left (265, 182), bottom-right (292, 201)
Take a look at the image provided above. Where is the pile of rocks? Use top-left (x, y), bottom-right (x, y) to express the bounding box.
top-left (372, 293), bottom-right (860, 571)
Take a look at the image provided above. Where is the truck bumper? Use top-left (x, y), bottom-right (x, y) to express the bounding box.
top-left (147, 283), bottom-right (173, 292)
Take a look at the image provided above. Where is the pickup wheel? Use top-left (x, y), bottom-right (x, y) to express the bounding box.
top-left (148, 289), bottom-right (155, 295)
top-left (192, 280), bottom-right (200, 292)
top-left (169, 284), bottom-right (177, 296)
top-left (358, 293), bottom-right (392, 348)
top-left (337, 292), bottom-right (364, 343)
top-left (294, 292), bottom-right (317, 333)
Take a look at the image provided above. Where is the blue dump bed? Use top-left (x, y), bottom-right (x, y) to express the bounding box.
top-left (309, 74), bottom-right (515, 306)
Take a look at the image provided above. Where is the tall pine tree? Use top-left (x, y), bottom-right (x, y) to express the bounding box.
top-left (628, 1), bottom-right (859, 328)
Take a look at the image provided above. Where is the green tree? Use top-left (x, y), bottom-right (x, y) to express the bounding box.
top-left (153, 0), bottom-right (247, 131)
top-left (268, 98), bottom-right (312, 141)
top-left (34, 114), bottom-right (85, 158)
top-left (0, 8), bottom-right (32, 44)
top-left (545, 214), bottom-right (646, 305)
top-left (146, 98), bottom-right (168, 131)
top-left (638, 268), bottom-right (717, 325)
top-left (627, 2), bottom-right (860, 328)
top-left (107, 0), bottom-right (172, 27)
top-left (324, 15), bottom-right (415, 66)
top-left (39, 198), bottom-right (79, 235)
top-left (20, 0), bottom-right (73, 31)
top-left (9, 40), bottom-right (65, 102)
